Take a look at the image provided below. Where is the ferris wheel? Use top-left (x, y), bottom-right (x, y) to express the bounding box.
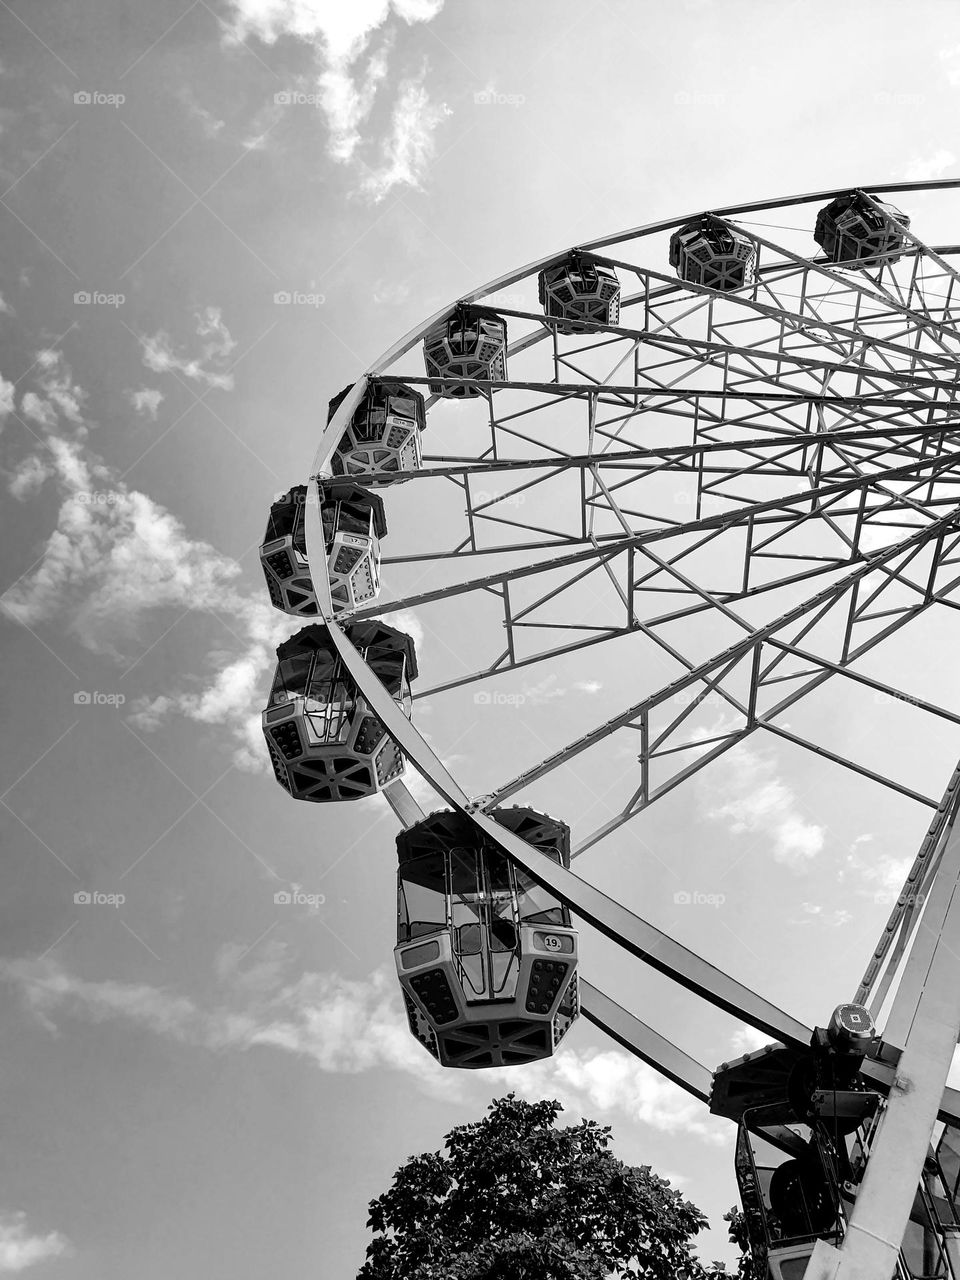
top-left (258, 182), bottom-right (960, 1280)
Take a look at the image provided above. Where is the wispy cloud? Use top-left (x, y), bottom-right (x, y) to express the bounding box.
top-left (226, 0), bottom-right (449, 198)
top-left (0, 374), bottom-right (13, 420)
top-left (696, 733), bottom-right (824, 869)
top-left (728, 1024), bottom-right (774, 1058)
top-left (0, 1213), bottom-right (71, 1274)
top-left (902, 149), bottom-right (957, 182)
top-left (140, 306), bottom-right (236, 392)
top-left (126, 388), bottom-right (164, 421)
top-left (0, 345), bottom-right (284, 771)
top-left (840, 833), bottom-right (912, 900)
top-left (177, 87), bottom-right (226, 140)
top-left (497, 1047), bottom-right (727, 1143)
top-left (359, 73), bottom-right (452, 202)
top-left (3, 951), bottom-right (722, 1140)
top-left (790, 902), bottom-right (853, 928)
top-left (6, 454), bottom-right (51, 501)
top-left (939, 44), bottom-right (960, 86)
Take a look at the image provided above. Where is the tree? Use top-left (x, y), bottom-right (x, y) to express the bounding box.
top-left (358, 1093), bottom-right (746, 1279)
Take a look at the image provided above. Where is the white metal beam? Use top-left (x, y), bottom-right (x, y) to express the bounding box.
top-left (808, 791), bottom-right (960, 1280)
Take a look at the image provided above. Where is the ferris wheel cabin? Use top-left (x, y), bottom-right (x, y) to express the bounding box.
top-left (669, 214), bottom-right (758, 291)
top-left (713, 1002), bottom-right (960, 1279)
top-left (423, 304), bottom-right (508, 397)
top-left (262, 621), bottom-right (417, 802)
top-left (328, 380), bottom-right (426, 481)
top-left (260, 483), bottom-right (387, 617)
top-left (395, 807), bottom-right (579, 1069)
top-left (538, 251), bottom-right (621, 333)
top-left (814, 191), bottom-right (911, 269)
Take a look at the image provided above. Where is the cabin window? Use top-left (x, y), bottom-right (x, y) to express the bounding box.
top-left (398, 853), bottom-right (446, 941)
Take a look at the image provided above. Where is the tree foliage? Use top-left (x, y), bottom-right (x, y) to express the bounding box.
top-left (358, 1094), bottom-right (746, 1279)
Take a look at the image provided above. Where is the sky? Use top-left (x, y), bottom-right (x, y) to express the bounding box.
top-left (4, 1), bottom-right (960, 1276)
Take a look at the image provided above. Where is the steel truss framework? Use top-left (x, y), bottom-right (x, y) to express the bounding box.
top-left (300, 182), bottom-right (960, 1279)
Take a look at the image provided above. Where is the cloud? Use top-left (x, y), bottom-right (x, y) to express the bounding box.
top-left (0, 347), bottom-right (284, 772)
top-left (0, 374), bottom-right (13, 419)
top-left (226, 0), bottom-right (448, 196)
top-left (1, 953), bottom-right (453, 1084)
top-left (1, 431), bottom-right (245, 655)
top-left (178, 88), bottom-right (226, 140)
top-left (371, 279), bottom-right (411, 306)
top-left (791, 902), bottom-right (853, 928)
top-left (132, 618), bottom-right (290, 772)
top-left (697, 736), bottom-right (824, 868)
top-left (22, 350), bottom-right (84, 425)
top-left (20, 394), bottom-right (57, 428)
top-left (841, 833), bottom-right (912, 899)
top-left (500, 1047), bottom-right (727, 1143)
top-left (359, 73), bottom-right (451, 202)
top-left (127, 388), bottom-right (164, 420)
top-left (728, 1024), bottom-right (774, 1058)
top-left (6, 454), bottom-right (51, 501)
top-left (2, 953), bottom-right (720, 1139)
top-left (0, 1213), bottom-right (71, 1273)
top-left (387, 607), bottom-right (425, 655)
top-left (902, 150), bottom-right (956, 182)
top-left (140, 306), bottom-right (236, 392)
top-left (939, 45), bottom-right (960, 86)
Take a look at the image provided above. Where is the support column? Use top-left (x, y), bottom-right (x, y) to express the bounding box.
top-left (808, 802), bottom-right (960, 1280)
